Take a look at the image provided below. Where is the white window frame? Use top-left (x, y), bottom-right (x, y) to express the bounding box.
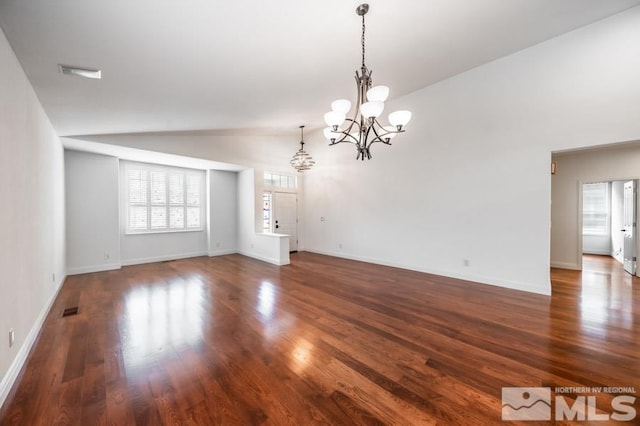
top-left (123, 162), bottom-right (205, 234)
top-left (264, 171), bottom-right (297, 190)
top-left (582, 182), bottom-right (610, 236)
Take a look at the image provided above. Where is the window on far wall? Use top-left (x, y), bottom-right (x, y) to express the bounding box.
top-left (263, 192), bottom-right (272, 232)
top-left (582, 182), bottom-right (610, 235)
top-left (125, 162), bottom-right (204, 234)
top-left (264, 171), bottom-right (296, 189)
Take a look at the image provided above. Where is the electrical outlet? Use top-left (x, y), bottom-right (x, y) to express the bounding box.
top-left (463, 259), bottom-right (470, 267)
top-left (339, 243), bottom-right (343, 249)
top-left (52, 273), bottom-right (56, 282)
top-left (9, 329), bottom-right (15, 348)
top-left (104, 252), bottom-right (110, 260)
top-left (216, 242), bottom-right (221, 248)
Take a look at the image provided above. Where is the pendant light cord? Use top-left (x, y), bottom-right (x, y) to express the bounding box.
top-left (361, 14), bottom-right (366, 68)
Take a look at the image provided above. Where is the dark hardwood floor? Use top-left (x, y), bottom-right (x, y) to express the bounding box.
top-left (0, 253), bottom-right (638, 425)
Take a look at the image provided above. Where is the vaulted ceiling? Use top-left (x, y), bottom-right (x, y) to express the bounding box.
top-left (1, 0), bottom-right (639, 137)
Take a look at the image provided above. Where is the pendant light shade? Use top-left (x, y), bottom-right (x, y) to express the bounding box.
top-left (290, 126), bottom-right (315, 172)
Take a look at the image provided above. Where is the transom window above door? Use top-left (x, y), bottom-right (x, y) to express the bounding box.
top-left (264, 171), bottom-right (296, 189)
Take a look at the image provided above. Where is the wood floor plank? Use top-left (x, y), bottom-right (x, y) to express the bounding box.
top-left (0, 253), bottom-right (638, 425)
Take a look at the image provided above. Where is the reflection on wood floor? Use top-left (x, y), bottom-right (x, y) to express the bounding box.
top-left (0, 252), bottom-right (638, 425)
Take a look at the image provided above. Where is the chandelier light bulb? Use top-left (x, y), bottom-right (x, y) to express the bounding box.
top-left (388, 110), bottom-right (412, 129)
top-left (360, 101), bottom-right (384, 119)
top-left (323, 127), bottom-right (338, 142)
top-left (366, 86), bottom-right (389, 103)
top-left (324, 111), bottom-right (346, 129)
top-left (331, 99), bottom-right (352, 114)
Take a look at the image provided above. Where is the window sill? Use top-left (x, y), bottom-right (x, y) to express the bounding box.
top-left (125, 228), bottom-right (204, 236)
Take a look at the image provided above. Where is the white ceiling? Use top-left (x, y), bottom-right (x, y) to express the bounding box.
top-left (1, 0), bottom-right (640, 137)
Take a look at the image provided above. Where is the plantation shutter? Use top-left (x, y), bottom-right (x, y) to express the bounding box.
top-left (124, 162), bottom-right (204, 233)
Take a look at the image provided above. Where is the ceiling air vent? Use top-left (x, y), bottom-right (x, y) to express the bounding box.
top-left (58, 64), bottom-right (101, 79)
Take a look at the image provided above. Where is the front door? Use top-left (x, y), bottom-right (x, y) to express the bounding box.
top-left (623, 180), bottom-right (637, 275)
top-left (273, 192), bottom-right (297, 252)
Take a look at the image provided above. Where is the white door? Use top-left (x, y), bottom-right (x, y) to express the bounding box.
top-left (273, 192), bottom-right (297, 252)
top-left (622, 180), bottom-right (637, 275)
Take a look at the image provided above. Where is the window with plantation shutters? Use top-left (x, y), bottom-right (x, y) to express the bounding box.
top-left (582, 182), bottom-right (609, 235)
top-left (124, 162), bottom-right (204, 234)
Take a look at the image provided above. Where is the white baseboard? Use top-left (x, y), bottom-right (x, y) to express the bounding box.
top-left (121, 251), bottom-right (208, 266)
top-left (208, 249), bottom-right (237, 257)
top-left (0, 275), bottom-right (65, 409)
top-left (238, 250), bottom-right (290, 266)
top-left (67, 262), bottom-right (121, 275)
top-left (304, 249), bottom-right (551, 295)
top-left (550, 261), bottom-right (581, 270)
top-left (583, 249), bottom-right (612, 256)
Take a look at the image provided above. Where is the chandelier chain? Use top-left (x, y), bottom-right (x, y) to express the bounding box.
top-left (361, 14), bottom-right (366, 68)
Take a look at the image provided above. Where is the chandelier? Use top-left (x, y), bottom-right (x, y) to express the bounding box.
top-left (290, 125), bottom-right (316, 172)
top-left (323, 3), bottom-right (412, 161)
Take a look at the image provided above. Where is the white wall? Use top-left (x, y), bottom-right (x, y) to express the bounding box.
top-left (65, 150), bottom-right (242, 271)
top-left (121, 232), bottom-right (207, 265)
top-left (551, 144), bottom-right (640, 270)
top-left (301, 6), bottom-right (640, 295)
top-left (65, 150), bottom-right (120, 273)
top-left (0, 27), bottom-right (65, 406)
top-left (583, 233), bottom-right (612, 256)
top-left (209, 170), bottom-right (239, 255)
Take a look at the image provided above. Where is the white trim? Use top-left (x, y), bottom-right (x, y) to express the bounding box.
top-left (577, 180), bottom-right (584, 275)
top-left (125, 228), bottom-right (204, 236)
top-left (120, 251), bottom-right (207, 266)
top-left (238, 250), bottom-right (290, 266)
top-left (550, 261), bottom-right (581, 270)
top-left (67, 263), bottom-right (122, 275)
top-left (303, 249), bottom-right (551, 295)
top-left (0, 275), bottom-right (66, 409)
top-left (582, 249), bottom-right (612, 256)
top-left (208, 249), bottom-right (237, 257)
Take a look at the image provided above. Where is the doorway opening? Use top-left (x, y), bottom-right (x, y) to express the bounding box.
top-left (581, 179), bottom-right (637, 275)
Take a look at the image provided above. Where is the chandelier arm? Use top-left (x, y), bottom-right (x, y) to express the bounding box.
top-left (329, 118), bottom-right (360, 145)
top-left (366, 124), bottom-right (386, 146)
top-left (367, 119), bottom-right (402, 146)
top-left (330, 132), bottom-right (359, 146)
top-left (343, 117), bottom-right (360, 135)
